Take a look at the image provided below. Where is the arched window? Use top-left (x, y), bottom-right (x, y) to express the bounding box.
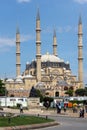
top-left (45, 92), bottom-right (49, 96)
top-left (55, 91), bottom-right (59, 97)
top-left (64, 86), bottom-right (68, 90)
top-left (69, 86), bottom-right (73, 90)
top-left (10, 94), bottom-right (14, 97)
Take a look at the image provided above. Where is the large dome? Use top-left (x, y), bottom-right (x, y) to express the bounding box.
top-left (41, 52), bottom-right (64, 62)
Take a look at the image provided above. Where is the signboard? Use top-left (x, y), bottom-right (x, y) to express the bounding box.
top-left (27, 97), bottom-right (40, 108)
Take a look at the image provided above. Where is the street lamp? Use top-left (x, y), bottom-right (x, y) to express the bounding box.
top-left (5, 89), bottom-right (7, 107)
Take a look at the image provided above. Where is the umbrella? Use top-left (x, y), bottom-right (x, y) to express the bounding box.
top-left (73, 103), bottom-right (78, 106)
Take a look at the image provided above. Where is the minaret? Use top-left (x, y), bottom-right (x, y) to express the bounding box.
top-left (16, 27), bottom-right (21, 77)
top-left (53, 29), bottom-right (57, 56)
top-left (78, 16), bottom-right (83, 87)
top-left (36, 9), bottom-right (41, 82)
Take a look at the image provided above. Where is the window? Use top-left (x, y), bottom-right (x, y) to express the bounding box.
top-left (55, 91), bottom-right (59, 97)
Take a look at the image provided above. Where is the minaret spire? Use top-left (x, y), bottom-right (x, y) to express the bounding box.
top-left (53, 29), bottom-right (58, 56)
top-left (78, 15), bottom-right (83, 87)
top-left (36, 9), bottom-right (41, 82)
top-left (16, 26), bottom-right (20, 34)
top-left (79, 15), bottom-right (82, 24)
top-left (36, 8), bottom-right (40, 20)
top-left (16, 26), bottom-right (21, 77)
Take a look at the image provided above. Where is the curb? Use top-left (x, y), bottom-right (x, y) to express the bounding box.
top-left (0, 121), bottom-right (59, 130)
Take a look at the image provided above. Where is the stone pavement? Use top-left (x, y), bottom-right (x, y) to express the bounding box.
top-left (0, 108), bottom-right (87, 130)
top-left (2, 107), bottom-right (87, 117)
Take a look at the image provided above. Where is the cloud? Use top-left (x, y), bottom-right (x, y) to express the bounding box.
top-left (21, 34), bottom-right (35, 42)
top-left (74, 0), bottom-right (87, 4)
top-left (57, 25), bottom-right (74, 33)
top-left (43, 25), bottom-right (72, 34)
top-left (0, 34), bottom-right (34, 51)
top-left (64, 26), bottom-right (72, 33)
top-left (17, 0), bottom-right (31, 3)
top-left (0, 37), bottom-right (15, 48)
top-left (57, 27), bottom-right (63, 33)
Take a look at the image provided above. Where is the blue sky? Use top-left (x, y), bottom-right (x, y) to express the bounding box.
top-left (0, 0), bottom-right (87, 85)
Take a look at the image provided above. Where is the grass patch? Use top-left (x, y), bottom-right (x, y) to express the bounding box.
top-left (0, 115), bottom-right (54, 127)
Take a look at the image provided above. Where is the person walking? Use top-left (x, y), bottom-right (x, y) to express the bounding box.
top-left (82, 107), bottom-right (84, 118)
top-left (20, 104), bottom-right (23, 113)
top-left (56, 102), bottom-right (61, 114)
top-left (64, 105), bottom-right (67, 112)
top-left (56, 101), bottom-right (59, 113)
top-left (79, 108), bottom-right (82, 117)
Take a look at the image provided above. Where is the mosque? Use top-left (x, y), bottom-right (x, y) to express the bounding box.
top-left (5, 10), bottom-right (84, 97)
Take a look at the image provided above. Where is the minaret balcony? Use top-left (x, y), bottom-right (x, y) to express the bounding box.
top-left (36, 41), bottom-right (41, 44)
top-left (36, 28), bottom-right (41, 31)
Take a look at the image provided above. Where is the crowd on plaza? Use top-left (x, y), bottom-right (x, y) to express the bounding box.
top-left (55, 101), bottom-right (87, 118)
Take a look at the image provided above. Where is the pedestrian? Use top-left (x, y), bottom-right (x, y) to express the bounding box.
top-left (64, 105), bottom-right (67, 112)
top-left (79, 108), bottom-right (82, 117)
top-left (58, 103), bottom-right (61, 113)
top-left (56, 102), bottom-right (61, 114)
top-left (82, 108), bottom-right (84, 118)
top-left (20, 104), bottom-right (23, 113)
top-left (56, 101), bottom-right (59, 113)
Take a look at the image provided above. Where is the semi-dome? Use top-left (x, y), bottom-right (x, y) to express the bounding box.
top-left (15, 78), bottom-right (23, 83)
top-left (15, 76), bottom-right (23, 83)
top-left (35, 82), bottom-right (45, 89)
top-left (23, 74), bottom-right (33, 79)
top-left (6, 78), bottom-right (14, 83)
top-left (41, 52), bottom-right (64, 62)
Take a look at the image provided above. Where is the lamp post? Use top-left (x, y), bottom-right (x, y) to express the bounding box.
top-left (5, 89), bottom-right (7, 107)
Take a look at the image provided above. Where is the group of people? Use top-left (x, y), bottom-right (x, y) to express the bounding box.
top-left (56, 101), bottom-right (67, 114)
top-left (56, 101), bottom-right (85, 118)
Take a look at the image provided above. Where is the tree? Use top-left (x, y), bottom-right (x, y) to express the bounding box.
top-left (0, 79), bottom-right (7, 96)
top-left (35, 89), bottom-right (44, 102)
top-left (0, 79), bottom-right (4, 87)
top-left (65, 89), bottom-right (73, 96)
top-left (43, 97), bottom-right (53, 109)
top-left (75, 88), bottom-right (87, 96)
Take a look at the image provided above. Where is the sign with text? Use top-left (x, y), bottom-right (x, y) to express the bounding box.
top-left (27, 97), bottom-right (40, 108)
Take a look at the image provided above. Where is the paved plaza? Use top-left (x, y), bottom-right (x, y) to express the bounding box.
top-left (0, 107), bottom-right (87, 130)
top-left (1, 107), bottom-right (87, 118)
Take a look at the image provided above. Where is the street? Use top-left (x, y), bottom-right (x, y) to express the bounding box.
top-left (36, 115), bottom-right (87, 130)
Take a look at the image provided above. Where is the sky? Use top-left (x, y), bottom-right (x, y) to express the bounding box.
top-left (0, 0), bottom-right (87, 85)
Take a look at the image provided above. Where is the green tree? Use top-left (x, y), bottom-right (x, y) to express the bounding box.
top-left (65, 89), bottom-right (73, 96)
top-left (75, 88), bottom-right (87, 96)
top-left (43, 97), bottom-right (53, 109)
top-left (35, 89), bottom-right (44, 102)
top-left (0, 79), bottom-right (7, 96)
